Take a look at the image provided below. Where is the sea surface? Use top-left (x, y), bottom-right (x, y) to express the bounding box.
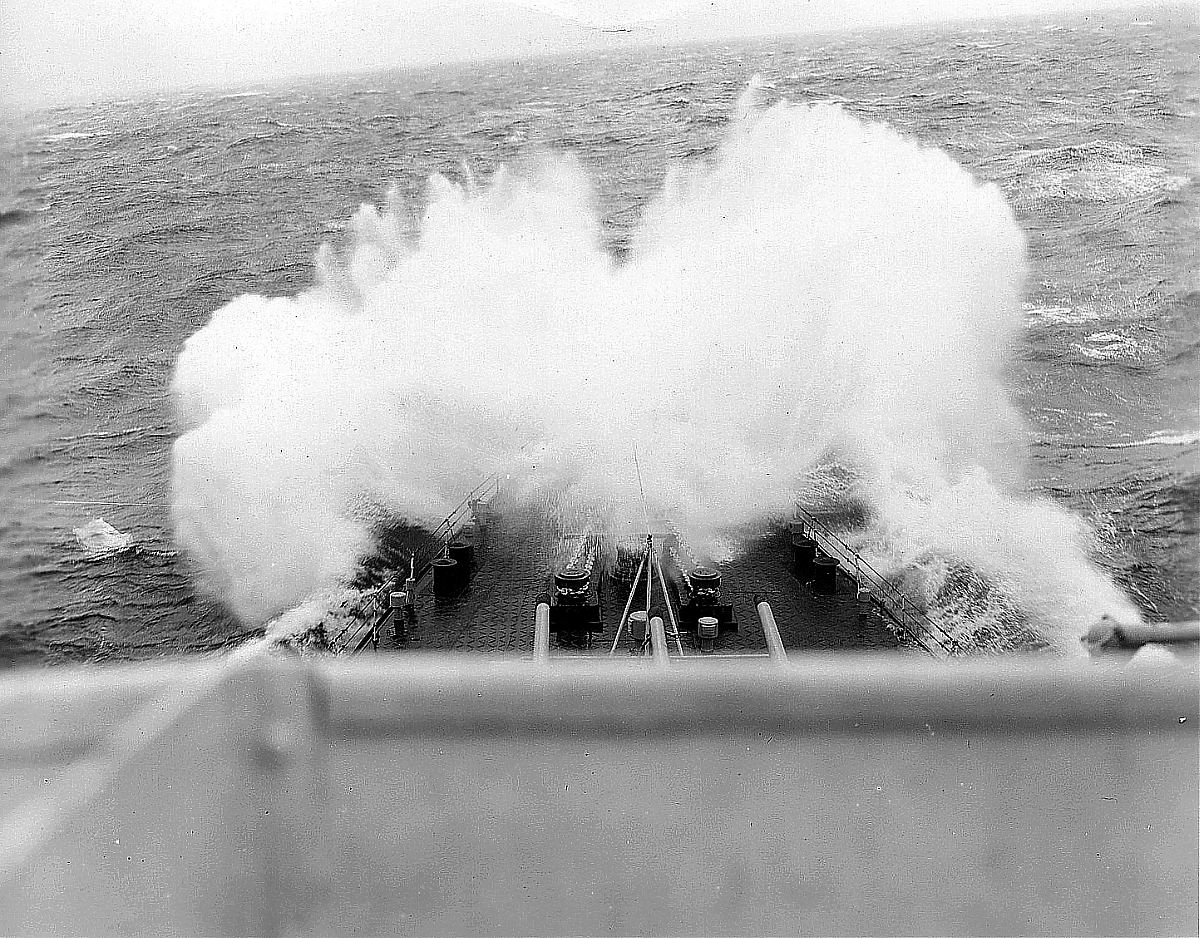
top-left (1, 10), bottom-right (1196, 665)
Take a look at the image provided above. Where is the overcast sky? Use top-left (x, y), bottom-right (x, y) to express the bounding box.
top-left (0, 0), bottom-right (1180, 110)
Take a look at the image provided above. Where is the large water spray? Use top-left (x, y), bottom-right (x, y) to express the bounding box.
top-left (171, 90), bottom-right (1141, 650)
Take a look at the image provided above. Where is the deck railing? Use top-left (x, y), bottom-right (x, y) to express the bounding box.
top-left (794, 505), bottom-right (955, 658)
top-left (329, 474), bottom-right (504, 654)
top-left (329, 485), bottom-right (952, 658)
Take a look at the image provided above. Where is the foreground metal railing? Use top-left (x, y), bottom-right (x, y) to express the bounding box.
top-left (330, 474), bottom-right (504, 654)
top-left (794, 505), bottom-right (955, 658)
top-left (3, 654), bottom-right (1195, 936)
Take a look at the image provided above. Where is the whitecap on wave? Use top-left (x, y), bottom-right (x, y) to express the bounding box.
top-left (73, 518), bottom-right (132, 556)
top-left (1072, 330), bottom-right (1152, 362)
top-left (1014, 140), bottom-right (1189, 205)
top-left (42, 130), bottom-right (113, 143)
top-left (1022, 303), bottom-right (1101, 325)
top-left (1108, 430), bottom-right (1200, 449)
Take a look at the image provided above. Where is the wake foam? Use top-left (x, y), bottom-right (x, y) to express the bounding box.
top-left (171, 88), bottom-right (1142, 652)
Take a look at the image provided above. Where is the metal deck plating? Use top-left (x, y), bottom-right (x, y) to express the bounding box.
top-left (338, 485), bottom-right (904, 659)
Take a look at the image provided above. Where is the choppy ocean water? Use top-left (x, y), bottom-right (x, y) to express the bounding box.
top-left (0, 11), bottom-right (1196, 665)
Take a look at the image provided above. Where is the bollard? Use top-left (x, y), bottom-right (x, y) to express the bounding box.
top-left (389, 591), bottom-right (408, 640)
top-left (812, 555), bottom-right (839, 594)
top-left (628, 611), bottom-right (648, 647)
top-left (792, 536), bottom-right (817, 579)
top-left (432, 557), bottom-right (460, 598)
top-left (697, 616), bottom-right (719, 654)
top-left (396, 592), bottom-right (415, 642)
top-left (448, 540), bottom-right (474, 572)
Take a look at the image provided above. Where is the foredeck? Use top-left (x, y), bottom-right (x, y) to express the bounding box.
top-left (363, 489), bottom-right (902, 659)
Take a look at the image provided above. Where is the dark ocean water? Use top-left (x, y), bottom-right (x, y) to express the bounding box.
top-left (1, 11), bottom-right (1196, 665)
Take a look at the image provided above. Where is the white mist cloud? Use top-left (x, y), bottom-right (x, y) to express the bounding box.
top-left (170, 90), bottom-right (1140, 648)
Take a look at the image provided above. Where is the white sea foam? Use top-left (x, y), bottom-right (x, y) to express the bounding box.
top-left (171, 89), bottom-right (1142, 650)
top-left (1022, 302), bottom-right (1101, 325)
top-left (74, 518), bottom-right (132, 555)
top-left (1109, 431), bottom-right (1200, 449)
top-left (1072, 330), bottom-right (1151, 362)
top-left (43, 130), bottom-right (113, 143)
top-left (261, 586), bottom-right (371, 652)
top-left (1015, 141), bottom-right (1190, 205)
top-left (735, 73), bottom-right (776, 118)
